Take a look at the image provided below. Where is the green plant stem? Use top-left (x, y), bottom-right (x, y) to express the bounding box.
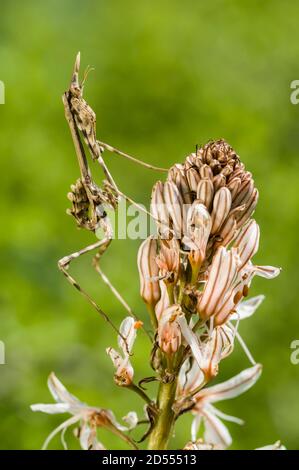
top-left (167, 284), bottom-right (175, 304)
top-left (147, 378), bottom-right (177, 450)
top-left (146, 304), bottom-right (158, 330)
top-left (128, 383), bottom-right (153, 406)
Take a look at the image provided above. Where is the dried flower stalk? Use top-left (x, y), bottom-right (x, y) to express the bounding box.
top-left (31, 54), bottom-right (284, 451)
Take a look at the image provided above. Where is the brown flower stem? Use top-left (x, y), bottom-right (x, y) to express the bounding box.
top-left (147, 378), bottom-right (178, 450)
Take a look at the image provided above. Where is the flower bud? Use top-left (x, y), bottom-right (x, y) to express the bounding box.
top-left (196, 179), bottom-right (214, 211)
top-left (150, 181), bottom-right (170, 238)
top-left (184, 201), bottom-right (211, 269)
top-left (158, 305), bottom-right (182, 355)
top-left (137, 237), bottom-right (161, 307)
top-left (163, 181), bottom-right (184, 237)
top-left (156, 238), bottom-right (180, 285)
top-left (186, 167), bottom-right (200, 193)
top-left (211, 187), bottom-right (232, 234)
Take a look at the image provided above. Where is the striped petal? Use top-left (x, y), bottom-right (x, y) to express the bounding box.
top-left (230, 295), bottom-right (265, 320)
top-left (196, 364), bottom-right (262, 404)
top-left (234, 219), bottom-right (260, 269)
top-left (202, 408), bottom-right (232, 449)
top-left (198, 247), bottom-right (238, 320)
top-left (47, 373), bottom-right (82, 407)
top-left (253, 265), bottom-right (281, 279)
top-left (118, 316), bottom-right (137, 355)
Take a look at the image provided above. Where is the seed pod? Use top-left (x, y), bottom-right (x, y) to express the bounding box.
top-left (137, 237), bottom-right (161, 307)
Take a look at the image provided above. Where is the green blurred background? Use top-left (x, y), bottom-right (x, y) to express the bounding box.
top-left (0, 0), bottom-right (299, 450)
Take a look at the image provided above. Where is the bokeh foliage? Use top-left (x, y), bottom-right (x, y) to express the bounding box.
top-left (0, 0), bottom-right (299, 449)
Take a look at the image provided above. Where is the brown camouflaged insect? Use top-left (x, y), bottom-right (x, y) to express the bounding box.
top-left (59, 53), bottom-right (167, 338)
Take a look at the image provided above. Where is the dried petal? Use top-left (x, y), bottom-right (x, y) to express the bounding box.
top-left (230, 295), bottom-right (265, 320)
top-left (196, 364), bottom-right (262, 403)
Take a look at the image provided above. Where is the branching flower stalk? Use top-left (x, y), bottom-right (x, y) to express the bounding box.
top-left (31, 54), bottom-right (285, 450)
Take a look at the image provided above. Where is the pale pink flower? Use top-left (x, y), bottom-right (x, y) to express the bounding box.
top-left (31, 373), bottom-right (135, 450)
top-left (189, 364), bottom-right (262, 449)
top-left (107, 317), bottom-right (138, 386)
top-left (178, 315), bottom-right (235, 381)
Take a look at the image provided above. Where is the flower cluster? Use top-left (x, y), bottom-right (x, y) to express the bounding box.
top-left (137, 139), bottom-right (282, 448)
